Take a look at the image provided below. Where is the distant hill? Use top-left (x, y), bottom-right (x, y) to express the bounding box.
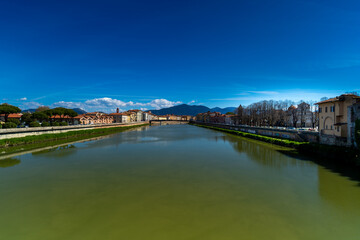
top-left (21, 109), bottom-right (36, 113)
top-left (22, 108), bottom-right (87, 114)
top-left (72, 108), bottom-right (87, 114)
top-left (149, 104), bottom-right (236, 116)
top-left (210, 107), bottom-right (236, 114)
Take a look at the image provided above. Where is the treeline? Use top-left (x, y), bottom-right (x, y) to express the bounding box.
top-left (234, 99), bottom-right (317, 128)
top-left (0, 104), bottom-right (78, 129)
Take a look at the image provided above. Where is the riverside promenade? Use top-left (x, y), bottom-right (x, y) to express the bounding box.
top-left (192, 121), bottom-right (319, 143)
top-left (0, 122), bottom-right (149, 140)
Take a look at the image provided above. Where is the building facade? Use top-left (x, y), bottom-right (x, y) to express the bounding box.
top-left (316, 94), bottom-right (360, 146)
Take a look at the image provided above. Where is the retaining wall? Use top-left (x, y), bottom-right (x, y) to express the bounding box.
top-left (0, 122), bottom-right (148, 140)
top-left (193, 122), bottom-right (319, 143)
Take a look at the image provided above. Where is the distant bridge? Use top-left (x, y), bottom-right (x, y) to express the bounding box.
top-left (149, 120), bottom-right (189, 125)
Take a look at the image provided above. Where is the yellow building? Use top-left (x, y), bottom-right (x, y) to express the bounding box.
top-left (316, 94), bottom-right (360, 139)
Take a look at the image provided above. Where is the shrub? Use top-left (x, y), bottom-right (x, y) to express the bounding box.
top-left (7, 118), bottom-right (20, 125)
top-left (0, 124), bottom-right (2, 129)
top-left (3, 122), bottom-right (17, 128)
top-left (29, 121), bottom-right (41, 127)
top-left (60, 121), bottom-right (68, 126)
top-left (41, 122), bottom-right (50, 127)
top-left (52, 122), bottom-right (60, 126)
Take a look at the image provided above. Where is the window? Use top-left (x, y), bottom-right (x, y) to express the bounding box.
top-left (319, 107), bottom-right (322, 113)
top-left (331, 125), bottom-right (333, 130)
top-left (330, 106), bottom-right (335, 112)
top-left (325, 107), bottom-right (328, 112)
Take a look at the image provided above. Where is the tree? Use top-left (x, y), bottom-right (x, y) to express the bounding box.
top-left (36, 106), bottom-right (50, 112)
top-left (288, 106), bottom-right (298, 128)
top-left (0, 103), bottom-right (21, 122)
top-left (21, 113), bottom-right (33, 125)
top-left (320, 97), bottom-right (328, 101)
top-left (32, 112), bottom-right (49, 122)
top-left (41, 122), bottom-right (50, 127)
top-left (308, 101), bottom-right (318, 129)
top-left (7, 118), bottom-right (20, 126)
top-left (29, 121), bottom-right (41, 127)
top-left (345, 91), bottom-right (360, 96)
top-left (3, 122), bottom-right (17, 128)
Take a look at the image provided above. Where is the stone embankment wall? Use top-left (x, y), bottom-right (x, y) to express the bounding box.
top-left (0, 122), bottom-right (148, 140)
top-left (193, 122), bottom-right (319, 143)
top-left (149, 120), bottom-right (189, 126)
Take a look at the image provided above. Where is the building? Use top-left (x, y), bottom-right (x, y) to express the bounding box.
top-left (127, 110), bottom-right (143, 122)
top-left (316, 94), bottom-right (360, 146)
top-left (347, 99), bottom-right (360, 147)
top-left (109, 113), bottom-right (130, 123)
top-left (75, 112), bottom-right (114, 125)
top-left (0, 113), bottom-right (23, 123)
top-left (49, 115), bottom-right (75, 125)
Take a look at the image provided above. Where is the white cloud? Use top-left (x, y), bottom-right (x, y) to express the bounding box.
top-left (51, 97), bottom-right (182, 112)
top-left (20, 97), bottom-right (27, 101)
top-left (21, 101), bottom-right (42, 109)
top-left (188, 100), bottom-right (196, 104)
top-left (146, 99), bottom-right (182, 110)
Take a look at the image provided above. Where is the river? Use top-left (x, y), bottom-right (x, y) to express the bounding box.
top-left (0, 124), bottom-right (359, 240)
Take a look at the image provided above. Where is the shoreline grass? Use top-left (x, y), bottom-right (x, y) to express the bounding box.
top-left (0, 124), bottom-right (148, 157)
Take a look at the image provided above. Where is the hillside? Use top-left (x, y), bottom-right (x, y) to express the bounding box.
top-left (149, 104), bottom-right (236, 116)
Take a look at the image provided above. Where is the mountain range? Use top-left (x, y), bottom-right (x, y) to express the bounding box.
top-left (149, 104), bottom-right (236, 116)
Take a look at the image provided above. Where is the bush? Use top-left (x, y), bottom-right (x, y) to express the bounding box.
top-left (0, 124), bottom-right (2, 129)
top-left (3, 122), bottom-right (17, 128)
top-left (7, 118), bottom-right (20, 125)
top-left (41, 122), bottom-right (50, 127)
top-left (29, 121), bottom-right (41, 127)
top-left (52, 122), bottom-right (60, 126)
top-left (60, 121), bottom-right (68, 126)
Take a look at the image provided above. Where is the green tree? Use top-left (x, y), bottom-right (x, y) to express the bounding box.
top-left (7, 118), bottom-right (20, 125)
top-left (3, 122), bottom-right (17, 128)
top-left (36, 106), bottom-right (50, 112)
top-left (29, 121), bottom-right (41, 127)
top-left (21, 113), bottom-right (33, 125)
top-left (226, 112), bottom-right (235, 115)
top-left (32, 112), bottom-right (49, 122)
top-left (41, 122), bottom-right (50, 127)
top-left (60, 121), bottom-right (68, 126)
top-left (0, 103), bottom-right (21, 122)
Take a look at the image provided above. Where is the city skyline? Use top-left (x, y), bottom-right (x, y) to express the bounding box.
top-left (1, 0), bottom-right (360, 112)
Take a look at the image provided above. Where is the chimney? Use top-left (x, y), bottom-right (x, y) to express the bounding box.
top-left (116, 108), bottom-right (119, 113)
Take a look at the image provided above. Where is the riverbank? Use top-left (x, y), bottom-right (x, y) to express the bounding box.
top-left (0, 123), bottom-right (148, 157)
top-left (191, 123), bottom-right (360, 166)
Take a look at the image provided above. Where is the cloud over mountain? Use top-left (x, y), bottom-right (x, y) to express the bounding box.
top-left (49, 97), bottom-right (182, 112)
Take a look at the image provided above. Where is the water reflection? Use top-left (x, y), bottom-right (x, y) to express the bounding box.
top-left (222, 134), bottom-right (312, 168)
top-left (32, 144), bottom-right (77, 158)
top-left (0, 158), bottom-right (21, 168)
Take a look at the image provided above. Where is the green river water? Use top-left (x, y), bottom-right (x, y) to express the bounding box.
top-left (0, 124), bottom-right (359, 240)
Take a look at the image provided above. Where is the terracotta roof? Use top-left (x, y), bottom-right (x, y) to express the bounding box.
top-left (0, 113), bottom-right (23, 118)
top-left (315, 94), bottom-right (360, 105)
top-left (50, 115), bottom-right (72, 119)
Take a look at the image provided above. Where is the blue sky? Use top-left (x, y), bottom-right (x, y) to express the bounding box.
top-left (1, 0), bottom-right (359, 112)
